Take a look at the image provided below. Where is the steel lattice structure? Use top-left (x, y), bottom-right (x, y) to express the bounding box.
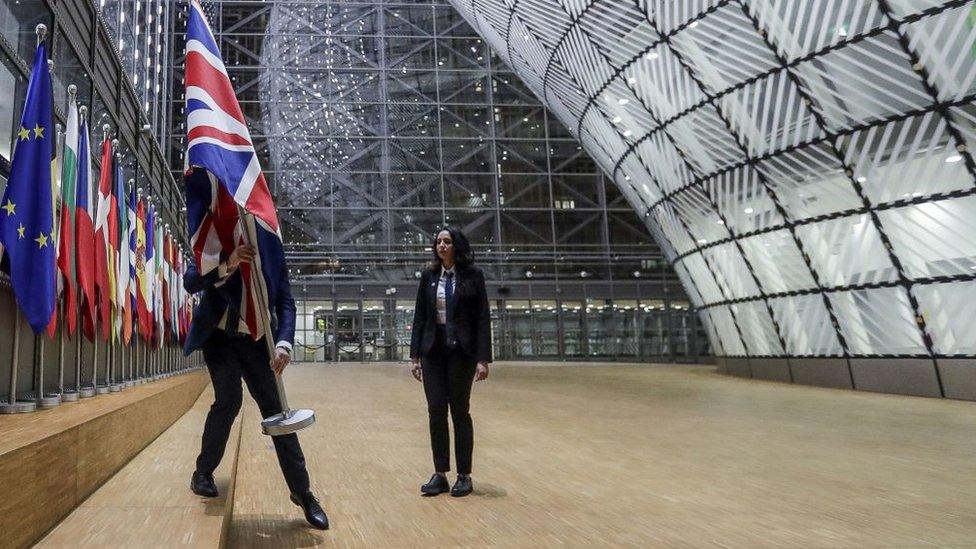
top-left (168, 0), bottom-right (671, 285)
top-left (446, 0), bottom-right (976, 377)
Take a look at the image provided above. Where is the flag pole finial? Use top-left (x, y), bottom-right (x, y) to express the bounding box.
top-left (78, 105), bottom-right (87, 117)
top-left (103, 124), bottom-right (111, 142)
top-left (36, 24), bottom-right (47, 45)
top-left (67, 84), bottom-right (77, 97)
top-left (112, 139), bottom-right (119, 150)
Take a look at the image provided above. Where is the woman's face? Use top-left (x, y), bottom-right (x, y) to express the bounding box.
top-left (436, 230), bottom-right (455, 264)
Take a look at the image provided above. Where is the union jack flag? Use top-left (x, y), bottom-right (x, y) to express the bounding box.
top-left (184, 0), bottom-right (286, 340)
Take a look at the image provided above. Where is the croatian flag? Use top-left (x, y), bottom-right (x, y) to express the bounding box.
top-left (184, 0), bottom-right (287, 340)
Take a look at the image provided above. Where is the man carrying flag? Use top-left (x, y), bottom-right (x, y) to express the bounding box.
top-left (0, 24), bottom-right (57, 334)
top-left (181, 1), bottom-right (327, 530)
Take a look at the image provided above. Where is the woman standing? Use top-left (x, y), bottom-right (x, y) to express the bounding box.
top-left (410, 226), bottom-right (492, 497)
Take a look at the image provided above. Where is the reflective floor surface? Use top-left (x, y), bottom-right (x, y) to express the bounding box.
top-left (229, 362), bottom-right (976, 548)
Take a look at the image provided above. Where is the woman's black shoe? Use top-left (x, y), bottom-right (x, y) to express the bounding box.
top-left (421, 473), bottom-right (450, 496)
top-left (190, 471), bottom-right (218, 498)
top-left (451, 475), bottom-right (473, 497)
top-left (290, 491), bottom-right (329, 530)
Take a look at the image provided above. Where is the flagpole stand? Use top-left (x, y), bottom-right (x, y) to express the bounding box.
top-left (110, 343), bottom-right (122, 392)
top-left (36, 336), bottom-right (61, 409)
top-left (62, 318), bottom-right (79, 402)
top-left (1, 314), bottom-right (37, 414)
top-left (235, 208), bottom-right (315, 437)
top-left (77, 332), bottom-right (95, 398)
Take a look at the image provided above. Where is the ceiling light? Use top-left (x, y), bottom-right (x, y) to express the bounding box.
top-left (946, 154), bottom-right (963, 163)
top-left (645, 51), bottom-right (659, 60)
top-left (744, 207), bottom-right (754, 214)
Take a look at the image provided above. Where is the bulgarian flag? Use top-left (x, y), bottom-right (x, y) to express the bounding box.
top-left (56, 97), bottom-right (79, 337)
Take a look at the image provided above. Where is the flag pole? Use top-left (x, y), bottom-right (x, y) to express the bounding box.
top-left (95, 125), bottom-right (112, 395)
top-left (235, 205), bottom-right (314, 436)
top-left (55, 121), bottom-right (67, 399)
top-left (1, 23), bottom-right (48, 414)
top-left (78, 104), bottom-right (95, 399)
top-left (63, 83), bottom-right (80, 402)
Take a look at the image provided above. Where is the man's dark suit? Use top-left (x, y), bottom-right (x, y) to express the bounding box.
top-left (410, 264), bottom-right (492, 475)
top-left (183, 259), bottom-right (309, 495)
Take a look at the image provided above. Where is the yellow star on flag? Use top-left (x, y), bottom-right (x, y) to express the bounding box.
top-left (2, 199), bottom-right (15, 216)
top-left (17, 126), bottom-right (29, 141)
top-left (17, 224), bottom-right (25, 239)
top-left (33, 124), bottom-right (44, 139)
top-left (34, 233), bottom-right (49, 248)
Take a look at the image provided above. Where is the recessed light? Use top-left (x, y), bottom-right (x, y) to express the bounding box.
top-left (946, 154), bottom-right (963, 163)
top-left (645, 52), bottom-right (659, 60)
top-left (744, 207), bottom-right (754, 214)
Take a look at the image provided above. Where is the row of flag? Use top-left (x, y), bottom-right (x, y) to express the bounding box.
top-left (4, 3), bottom-right (289, 353)
top-left (0, 31), bottom-right (194, 346)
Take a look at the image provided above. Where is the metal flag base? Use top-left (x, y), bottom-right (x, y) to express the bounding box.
top-left (79, 387), bottom-right (96, 398)
top-left (37, 393), bottom-right (61, 409)
top-left (62, 390), bottom-right (79, 402)
top-left (109, 384), bottom-right (123, 392)
top-left (0, 400), bottom-right (37, 414)
top-left (124, 381), bottom-right (136, 388)
top-left (95, 385), bottom-right (110, 395)
top-left (261, 408), bottom-right (316, 437)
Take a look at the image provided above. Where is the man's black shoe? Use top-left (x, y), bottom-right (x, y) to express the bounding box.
top-left (421, 473), bottom-right (450, 496)
top-left (190, 471), bottom-right (218, 498)
top-left (290, 491), bottom-right (329, 530)
top-left (451, 475), bottom-right (473, 497)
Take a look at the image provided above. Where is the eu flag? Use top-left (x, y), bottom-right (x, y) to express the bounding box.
top-left (0, 40), bottom-right (56, 333)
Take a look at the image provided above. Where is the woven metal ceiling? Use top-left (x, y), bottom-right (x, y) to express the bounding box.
top-left (447, 0), bottom-right (976, 358)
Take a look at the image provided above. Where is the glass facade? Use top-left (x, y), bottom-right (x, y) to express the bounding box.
top-left (449, 0), bottom-right (976, 361)
top-left (166, 0), bottom-right (701, 362)
top-left (0, 0), bottom-right (182, 239)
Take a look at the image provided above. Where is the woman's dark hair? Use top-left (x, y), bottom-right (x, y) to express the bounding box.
top-left (427, 225), bottom-right (474, 271)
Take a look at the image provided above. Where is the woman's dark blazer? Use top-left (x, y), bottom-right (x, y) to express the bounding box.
top-left (410, 265), bottom-right (493, 364)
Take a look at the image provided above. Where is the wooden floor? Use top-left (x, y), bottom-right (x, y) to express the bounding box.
top-left (226, 362), bottom-right (976, 548)
top-left (37, 384), bottom-right (241, 548)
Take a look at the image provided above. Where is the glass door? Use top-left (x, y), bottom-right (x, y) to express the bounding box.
top-left (334, 301), bottom-right (363, 362)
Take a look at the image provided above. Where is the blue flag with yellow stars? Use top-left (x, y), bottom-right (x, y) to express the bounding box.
top-left (0, 39), bottom-right (56, 334)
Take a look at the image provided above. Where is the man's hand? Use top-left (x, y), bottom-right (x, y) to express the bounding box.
top-left (410, 358), bottom-right (422, 382)
top-left (271, 346), bottom-right (291, 375)
top-left (227, 244), bottom-right (256, 272)
top-left (475, 362), bottom-right (489, 382)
